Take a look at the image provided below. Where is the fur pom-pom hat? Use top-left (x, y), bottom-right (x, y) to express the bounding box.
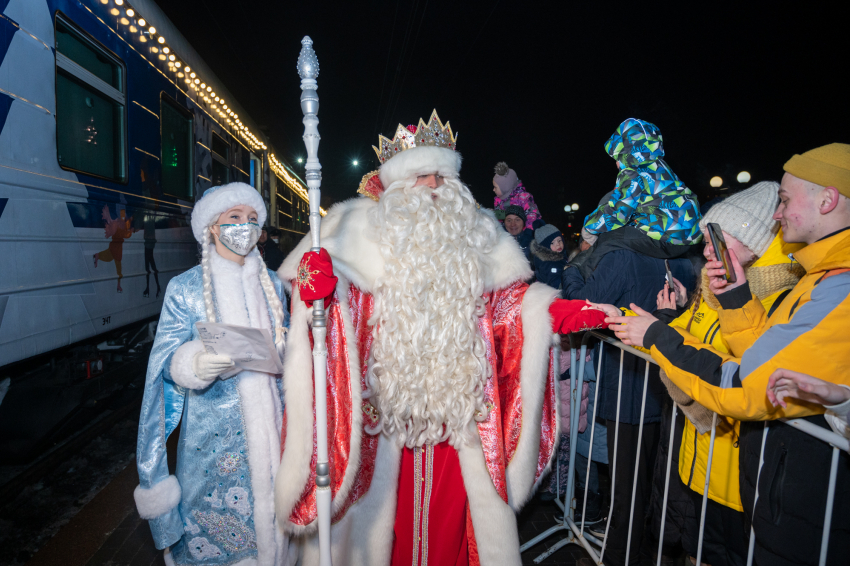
top-left (493, 162), bottom-right (519, 195)
top-left (190, 182), bottom-right (267, 243)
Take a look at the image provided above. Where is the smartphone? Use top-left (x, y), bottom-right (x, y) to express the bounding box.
top-left (664, 259), bottom-right (674, 290)
top-left (706, 222), bottom-right (737, 283)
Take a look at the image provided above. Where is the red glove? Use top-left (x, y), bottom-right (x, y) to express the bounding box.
top-left (549, 299), bottom-right (608, 334)
top-left (297, 248), bottom-right (338, 308)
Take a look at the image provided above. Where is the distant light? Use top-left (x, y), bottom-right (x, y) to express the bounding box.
top-left (297, 158), bottom-right (303, 163)
top-left (737, 171), bottom-right (751, 183)
top-left (169, 55), bottom-right (175, 61)
top-left (564, 205), bottom-right (571, 212)
top-left (110, 8), bottom-right (119, 15)
top-left (119, 17), bottom-right (129, 25)
top-left (158, 36), bottom-right (165, 44)
top-left (148, 26), bottom-right (156, 34)
top-left (138, 18), bottom-right (146, 27)
top-left (163, 47), bottom-right (170, 54)
top-left (114, 0), bottom-right (123, 4)
top-left (710, 176), bottom-right (723, 188)
top-left (184, 66), bottom-right (191, 72)
top-left (571, 203), bottom-right (579, 211)
top-left (125, 8), bottom-right (134, 17)
top-left (352, 160), bottom-right (359, 166)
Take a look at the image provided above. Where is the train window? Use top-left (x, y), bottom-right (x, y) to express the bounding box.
top-left (160, 95), bottom-right (193, 200)
top-left (55, 15), bottom-right (127, 183)
top-left (249, 153), bottom-right (262, 193)
top-left (211, 133), bottom-right (230, 185)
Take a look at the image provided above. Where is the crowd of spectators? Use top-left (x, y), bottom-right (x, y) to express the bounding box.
top-left (493, 121), bottom-right (850, 566)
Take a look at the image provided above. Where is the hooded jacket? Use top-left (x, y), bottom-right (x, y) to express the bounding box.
top-left (584, 119), bottom-right (702, 246)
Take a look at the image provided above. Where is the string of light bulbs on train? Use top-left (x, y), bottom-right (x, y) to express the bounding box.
top-left (99, 0), bottom-right (315, 207)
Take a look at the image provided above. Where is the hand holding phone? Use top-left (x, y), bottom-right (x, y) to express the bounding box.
top-left (706, 223), bottom-right (737, 284)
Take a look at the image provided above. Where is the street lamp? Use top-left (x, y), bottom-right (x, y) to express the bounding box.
top-left (564, 205), bottom-right (571, 212)
top-left (571, 203), bottom-right (579, 211)
top-left (297, 157), bottom-right (303, 163)
top-left (352, 160), bottom-right (359, 166)
top-left (737, 171), bottom-right (751, 183)
top-left (710, 176), bottom-right (723, 188)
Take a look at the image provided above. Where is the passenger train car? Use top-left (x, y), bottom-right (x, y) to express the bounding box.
top-left (0, 0), bottom-right (310, 368)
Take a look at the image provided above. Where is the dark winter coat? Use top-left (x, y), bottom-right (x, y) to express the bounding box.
top-left (563, 249), bottom-right (697, 424)
top-left (738, 417), bottom-right (850, 566)
top-left (513, 228), bottom-right (534, 262)
top-left (259, 241), bottom-right (285, 271)
top-left (530, 240), bottom-right (567, 289)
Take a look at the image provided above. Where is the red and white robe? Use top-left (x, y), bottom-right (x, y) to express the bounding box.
top-left (274, 197), bottom-right (560, 566)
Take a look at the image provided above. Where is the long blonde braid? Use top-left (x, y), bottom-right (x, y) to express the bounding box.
top-left (257, 251), bottom-right (287, 357)
top-left (201, 229), bottom-right (217, 322)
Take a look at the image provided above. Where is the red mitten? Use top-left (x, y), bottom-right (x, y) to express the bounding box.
top-left (549, 299), bottom-right (608, 334)
top-left (297, 248), bottom-right (338, 308)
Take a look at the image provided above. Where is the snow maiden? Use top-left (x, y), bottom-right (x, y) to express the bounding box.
top-left (135, 183), bottom-right (289, 566)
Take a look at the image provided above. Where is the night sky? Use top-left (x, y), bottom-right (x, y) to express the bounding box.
top-left (153, 1), bottom-right (846, 235)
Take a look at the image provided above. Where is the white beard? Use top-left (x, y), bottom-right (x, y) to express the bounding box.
top-left (366, 177), bottom-right (500, 448)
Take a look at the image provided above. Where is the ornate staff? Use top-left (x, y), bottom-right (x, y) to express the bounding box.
top-left (297, 36), bottom-right (332, 566)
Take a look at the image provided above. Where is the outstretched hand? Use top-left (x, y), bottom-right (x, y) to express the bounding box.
top-left (583, 300), bottom-right (620, 317)
top-left (767, 368), bottom-right (850, 409)
top-left (605, 304), bottom-right (658, 348)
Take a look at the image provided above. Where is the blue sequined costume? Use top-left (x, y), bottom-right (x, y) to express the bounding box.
top-left (136, 249), bottom-right (289, 566)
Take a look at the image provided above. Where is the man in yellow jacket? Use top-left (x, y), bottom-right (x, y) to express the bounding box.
top-left (607, 143), bottom-right (850, 566)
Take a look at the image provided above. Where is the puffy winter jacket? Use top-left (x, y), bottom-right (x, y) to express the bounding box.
top-left (584, 118), bottom-right (702, 246)
top-left (673, 235), bottom-right (803, 512)
top-left (643, 227), bottom-right (850, 565)
top-left (530, 240), bottom-right (567, 289)
top-left (494, 181), bottom-right (541, 231)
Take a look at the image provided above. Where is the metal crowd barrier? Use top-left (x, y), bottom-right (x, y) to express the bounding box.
top-left (519, 330), bottom-right (848, 566)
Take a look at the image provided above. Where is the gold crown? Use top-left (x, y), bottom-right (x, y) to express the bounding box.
top-left (373, 110), bottom-right (458, 164)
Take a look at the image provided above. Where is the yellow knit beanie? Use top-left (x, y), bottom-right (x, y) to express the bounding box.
top-left (783, 143), bottom-right (850, 197)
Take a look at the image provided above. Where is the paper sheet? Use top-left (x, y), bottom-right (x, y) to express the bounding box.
top-left (195, 322), bottom-right (284, 377)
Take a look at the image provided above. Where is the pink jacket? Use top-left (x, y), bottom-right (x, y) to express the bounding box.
top-left (559, 350), bottom-right (589, 434)
top-left (494, 182), bottom-right (542, 230)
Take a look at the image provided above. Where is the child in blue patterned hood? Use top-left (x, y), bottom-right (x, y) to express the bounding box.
top-left (583, 118), bottom-right (702, 247)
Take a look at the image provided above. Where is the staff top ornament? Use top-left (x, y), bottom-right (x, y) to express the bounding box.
top-left (373, 109), bottom-right (458, 164)
top-left (297, 36), bottom-right (319, 80)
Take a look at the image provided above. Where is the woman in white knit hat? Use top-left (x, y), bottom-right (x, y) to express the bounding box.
top-left (134, 183), bottom-right (290, 566)
top-left (591, 180), bottom-right (805, 566)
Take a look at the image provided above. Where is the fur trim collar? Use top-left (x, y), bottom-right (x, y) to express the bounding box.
top-left (529, 240), bottom-right (565, 262)
top-left (378, 146), bottom-right (461, 188)
top-left (278, 198), bottom-right (532, 292)
top-left (191, 182), bottom-right (267, 243)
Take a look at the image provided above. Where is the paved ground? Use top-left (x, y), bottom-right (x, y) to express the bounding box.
top-left (19, 459), bottom-right (598, 566)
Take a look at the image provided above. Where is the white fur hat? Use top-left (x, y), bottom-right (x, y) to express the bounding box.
top-left (190, 182), bottom-right (267, 242)
top-left (378, 146), bottom-right (462, 188)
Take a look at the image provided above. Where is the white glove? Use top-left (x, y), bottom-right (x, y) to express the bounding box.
top-left (192, 351), bottom-right (235, 381)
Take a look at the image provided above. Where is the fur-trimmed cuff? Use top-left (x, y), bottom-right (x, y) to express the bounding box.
top-left (135, 475), bottom-right (181, 519)
top-left (169, 340), bottom-right (209, 390)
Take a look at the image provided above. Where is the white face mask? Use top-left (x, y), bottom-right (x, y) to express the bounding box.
top-left (215, 222), bottom-right (261, 256)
